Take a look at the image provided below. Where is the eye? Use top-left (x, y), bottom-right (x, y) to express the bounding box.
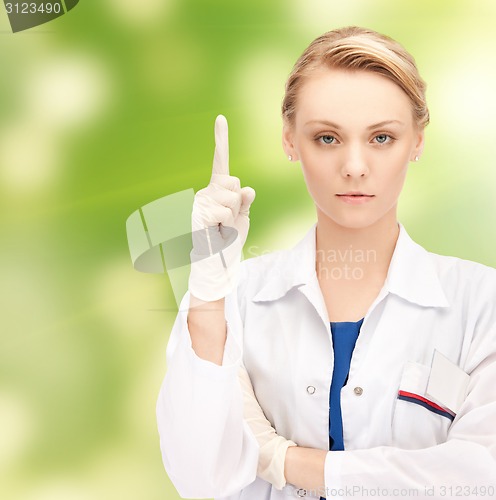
top-left (374, 134), bottom-right (394, 145)
top-left (317, 135), bottom-right (336, 145)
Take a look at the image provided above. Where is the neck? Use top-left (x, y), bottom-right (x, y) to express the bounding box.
top-left (315, 207), bottom-right (400, 282)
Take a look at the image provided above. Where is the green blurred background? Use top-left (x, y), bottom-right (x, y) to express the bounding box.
top-left (1, 1), bottom-right (496, 499)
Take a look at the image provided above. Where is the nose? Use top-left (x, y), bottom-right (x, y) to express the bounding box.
top-left (340, 143), bottom-right (369, 178)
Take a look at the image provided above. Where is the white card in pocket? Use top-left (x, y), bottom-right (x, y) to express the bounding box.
top-left (426, 350), bottom-right (470, 414)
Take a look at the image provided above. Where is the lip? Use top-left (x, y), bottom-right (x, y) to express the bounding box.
top-left (336, 193), bottom-right (375, 205)
top-left (337, 191), bottom-right (373, 196)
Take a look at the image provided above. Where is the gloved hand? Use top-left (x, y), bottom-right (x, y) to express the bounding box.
top-left (238, 365), bottom-right (298, 490)
top-left (188, 115), bottom-right (256, 302)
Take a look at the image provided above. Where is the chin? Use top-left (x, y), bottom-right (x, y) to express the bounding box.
top-left (320, 207), bottom-right (382, 230)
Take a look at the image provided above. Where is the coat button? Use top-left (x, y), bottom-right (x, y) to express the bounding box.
top-left (306, 386), bottom-right (316, 395)
top-left (296, 488), bottom-right (307, 497)
top-left (354, 386), bottom-right (363, 396)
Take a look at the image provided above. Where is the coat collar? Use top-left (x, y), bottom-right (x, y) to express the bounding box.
top-left (252, 221), bottom-right (450, 308)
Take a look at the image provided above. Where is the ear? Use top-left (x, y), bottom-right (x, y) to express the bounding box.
top-left (282, 124), bottom-right (299, 161)
top-left (412, 127), bottom-right (425, 161)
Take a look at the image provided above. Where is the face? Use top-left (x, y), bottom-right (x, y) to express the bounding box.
top-left (282, 68), bottom-right (424, 230)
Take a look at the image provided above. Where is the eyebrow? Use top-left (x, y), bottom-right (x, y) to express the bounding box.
top-left (304, 119), bottom-right (405, 129)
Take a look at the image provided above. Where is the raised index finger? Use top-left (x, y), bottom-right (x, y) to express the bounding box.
top-left (211, 114), bottom-right (229, 178)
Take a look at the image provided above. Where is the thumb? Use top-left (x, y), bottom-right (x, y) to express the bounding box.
top-left (239, 186), bottom-right (256, 216)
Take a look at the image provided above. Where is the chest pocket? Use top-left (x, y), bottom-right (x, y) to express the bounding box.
top-left (392, 361), bottom-right (454, 449)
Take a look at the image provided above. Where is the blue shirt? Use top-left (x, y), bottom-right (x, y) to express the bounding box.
top-left (329, 318), bottom-right (364, 451)
top-left (319, 318), bottom-right (363, 500)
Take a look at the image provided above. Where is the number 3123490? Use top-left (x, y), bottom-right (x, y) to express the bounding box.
top-left (5, 3), bottom-right (62, 14)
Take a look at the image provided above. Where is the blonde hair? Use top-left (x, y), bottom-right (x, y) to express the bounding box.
top-left (282, 26), bottom-right (429, 129)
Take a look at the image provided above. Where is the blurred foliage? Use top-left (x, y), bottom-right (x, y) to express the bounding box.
top-left (1, 1), bottom-right (496, 499)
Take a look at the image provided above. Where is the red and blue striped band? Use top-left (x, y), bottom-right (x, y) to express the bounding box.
top-left (398, 390), bottom-right (456, 421)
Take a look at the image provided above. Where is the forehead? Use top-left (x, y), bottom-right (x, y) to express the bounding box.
top-left (295, 68), bottom-right (413, 129)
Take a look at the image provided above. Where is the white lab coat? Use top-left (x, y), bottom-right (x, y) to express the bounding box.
top-left (156, 221), bottom-right (496, 500)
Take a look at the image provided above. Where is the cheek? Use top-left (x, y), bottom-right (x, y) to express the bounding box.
top-left (378, 164), bottom-right (410, 197)
top-left (300, 164), bottom-right (335, 204)
top-left (298, 146), bottom-right (330, 179)
top-left (300, 157), bottom-right (329, 185)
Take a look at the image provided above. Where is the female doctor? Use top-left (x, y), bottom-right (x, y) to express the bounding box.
top-left (156, 26), bottom-right (496, 499)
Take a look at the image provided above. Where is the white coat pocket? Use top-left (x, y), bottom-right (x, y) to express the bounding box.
top-left (391, 361), bottom-right (453, 449)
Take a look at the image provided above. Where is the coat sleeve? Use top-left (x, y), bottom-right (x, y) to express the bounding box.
top-left (324, 325), bottom-right (496, 500)
top-left (156, 281), bottom-right (259, 499)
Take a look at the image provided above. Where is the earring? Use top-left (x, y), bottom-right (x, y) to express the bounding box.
top-left (414, 155), bottom-right (419, 162)
top-left (288, 155), bottom-right (293, 161)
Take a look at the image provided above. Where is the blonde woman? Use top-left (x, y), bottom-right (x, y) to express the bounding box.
top-left (156, 26), bottom-right (496, 500)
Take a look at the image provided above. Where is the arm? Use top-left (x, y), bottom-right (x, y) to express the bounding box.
top-left (156, 115), bottom-right (259, 498)
top-left (188, 294), bottom-right (226, 365)
top-left (162, 294), bottom-right (301, 497)
top-left (156, 289), bottom-right (259, 499)
top-left (238, 368), bottom-right (327, 492)
top-left (284, 446), bottom-right (327, 492)
top-left (238, 364), bottom-right (298, 489)
top-left (283, 335), bottom-right (496, 499)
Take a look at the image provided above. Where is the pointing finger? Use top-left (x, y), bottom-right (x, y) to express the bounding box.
top-left (211, 114), bottom-right (229, 178)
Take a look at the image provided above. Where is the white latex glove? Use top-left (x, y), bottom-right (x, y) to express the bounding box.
top-left (188, 115), bottom-right (256, 302)
top-left (238, 365), bottom-right (298, 490)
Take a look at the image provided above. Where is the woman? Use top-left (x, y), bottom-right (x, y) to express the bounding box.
top-left (156, 26), bottom-right (496, 499)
